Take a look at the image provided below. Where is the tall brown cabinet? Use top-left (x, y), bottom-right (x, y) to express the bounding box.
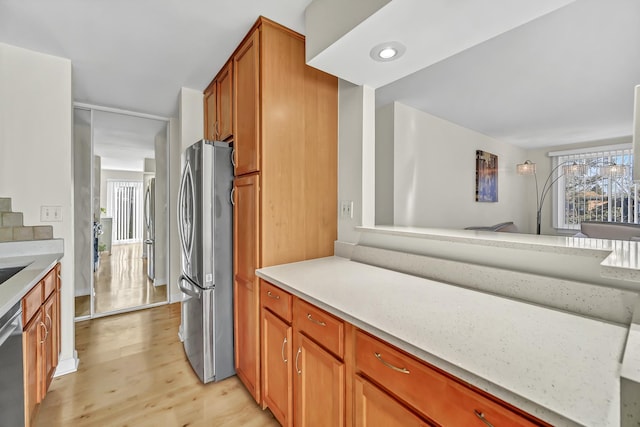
top-left (203, 16), bottom-right (338, 406)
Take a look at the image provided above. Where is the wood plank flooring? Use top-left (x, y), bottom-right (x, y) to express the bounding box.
top-left (75, 243), bottom-right (168, 317)
top-left (36, 303), bottom-right (278, 427)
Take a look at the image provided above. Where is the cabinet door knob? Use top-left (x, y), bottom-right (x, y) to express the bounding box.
top-left (374, 352), bottom-right (410, 374)
top-left (281, 337), bottom-right (288, 363)
top-left (306, 313), bottom-right (326, 327)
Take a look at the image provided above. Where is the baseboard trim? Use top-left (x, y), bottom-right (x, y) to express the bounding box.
top-left (54, 350), bottom-right (79, 377)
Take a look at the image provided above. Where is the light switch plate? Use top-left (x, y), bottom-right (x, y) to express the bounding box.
top-left (340, 200), bottom-right (353, 219)
top-left (41, 206), bottom-right (63, 222)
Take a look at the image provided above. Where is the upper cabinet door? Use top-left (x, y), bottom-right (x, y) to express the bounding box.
top-left (204, 83), bottom-right (218, 140)
top-left (233, 29), bottom-right (260, 176)
top-left (217, 62), bottom-right (233, 142)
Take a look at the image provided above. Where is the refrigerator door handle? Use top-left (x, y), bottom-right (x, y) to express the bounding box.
top-left (177, 162), bottom-right (196, 264)
top-left (178, 275), bottom-right (202, 299)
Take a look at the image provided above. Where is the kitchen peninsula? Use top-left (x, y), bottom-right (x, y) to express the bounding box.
top-left (255, 226), bottom-right (640, 426)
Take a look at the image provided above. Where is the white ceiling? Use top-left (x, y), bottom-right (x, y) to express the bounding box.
top-left (1, 0), bottom-right (638, 153)
top-left (308, 0), bottom-right (576, 89)
top-left (91, 111), bottom-right (167, 171)
top-left (0, 0), bottom-right (311, 118)
top-left (374, 0), bottom-right (640, 148)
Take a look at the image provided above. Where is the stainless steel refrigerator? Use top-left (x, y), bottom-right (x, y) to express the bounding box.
top-left (177, 140), bottom-right (235, 383)
top-left (144, 177), bottom-right (155, 281)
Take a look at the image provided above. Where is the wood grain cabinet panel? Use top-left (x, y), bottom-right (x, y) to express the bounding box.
top-left (261, 309), bottom-right (293, 427)
top-left (42, 292), bottom-right (57, 398)
top-left (230, 17), bottom-right (338, 411)
top-left (356, 331), bottom-right (448, 421)
top-left (233, 29), bottom-right (260, 175)
top-left (294, 332), bottom-right (345, 427)
top-left (22, 263), bottom-right (61, 427)
top-left (354, 375), bottom-right (432, 427)
top-left (294, 298), bottom-right (344, 359)
top-left (203, 84), bottom-right (218, 140)
top-left (217, 62), bottom-right (233, 141)
top-left (23, 310), bottom-right (42, 427)
top-left (233, 173), bottom-right (261, 403)
top-left (261, 279), bottom-right (292, 322)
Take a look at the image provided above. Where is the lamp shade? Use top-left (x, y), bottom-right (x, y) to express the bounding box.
top-left (562, 162), bottom-right (588, 176)
top-left (516, 160), bottom-right (536, 175)
top-left (599, 163), bottom-right (627, 177)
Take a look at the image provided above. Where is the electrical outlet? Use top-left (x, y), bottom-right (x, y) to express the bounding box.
top-left (340, 200), bottom-right (353, 219)
top-left (41, 206), bottom-right (63, 222)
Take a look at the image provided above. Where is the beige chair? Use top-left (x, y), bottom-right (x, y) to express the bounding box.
top-left (579, 221), bottom-right (640, 240)
top-left (464, 222), bottom-right (518, 233)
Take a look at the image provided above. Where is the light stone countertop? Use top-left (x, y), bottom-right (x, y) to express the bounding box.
top-left (356, 225), bottom-right (640, 291)
top-left (0, 239), bottom-right (64, 317)
top-left (357, 225), bottom-right (640, 285)
top-left (257, 256), bottom-right (627, 427)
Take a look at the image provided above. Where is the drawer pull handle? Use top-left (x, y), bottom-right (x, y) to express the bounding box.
top-left (281, 337), bottom-right (288, 363)
top-left (374, 352), bottom-right (410, 374)
top-left (295, 347), bottom-right (302, 375)
top-left (474, 410), bottom-right (495, 427)
top-left (306, 313), bottom-right (326, 327)
top-left (267, 291), bottom-right (280, 300)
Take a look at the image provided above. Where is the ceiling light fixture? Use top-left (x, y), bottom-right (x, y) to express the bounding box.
top-left (370, 42), bottom-right (406, 62)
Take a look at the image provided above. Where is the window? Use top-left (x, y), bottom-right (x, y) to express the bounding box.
top-left (106, 180), bottom-right (144, 243)
top-left (553, 145), bottom-right (638, 230)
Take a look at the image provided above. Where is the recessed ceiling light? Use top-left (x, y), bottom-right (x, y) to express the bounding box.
top-left (378, 47), bottom-right (397, 59)
top-left (370, 42), bottom-right (406, 62)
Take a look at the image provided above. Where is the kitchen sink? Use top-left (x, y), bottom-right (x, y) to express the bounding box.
top-left (0, 266), bottom-right (26, 286)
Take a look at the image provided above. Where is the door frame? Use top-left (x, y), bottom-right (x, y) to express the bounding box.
top-left (73, 102), bottom-right (172, 319)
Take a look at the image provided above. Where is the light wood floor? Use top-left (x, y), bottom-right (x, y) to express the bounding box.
top-left (36, 303), bottom-right (278, 427)
top-left (75, 243), bottom-right (167, 317)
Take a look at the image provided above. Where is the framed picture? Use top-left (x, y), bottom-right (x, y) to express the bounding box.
top-left (476, 150), bottom-right (498, 202)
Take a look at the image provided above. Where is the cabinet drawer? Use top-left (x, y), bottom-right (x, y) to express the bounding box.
top-left (355, 330), bottom-right (448, 422)
top-left (22, 280), bottom-right (42, 325)
top-left (42, 267), bottom-right (56, 300)
top-left (293, 298), bottom-right (344, 359)
top-left (357, 331), bottom-right (546, 427)
top-left (440, 380), bottom-right (541, 427)
top-left (260, 280), bottom-right (292, 322)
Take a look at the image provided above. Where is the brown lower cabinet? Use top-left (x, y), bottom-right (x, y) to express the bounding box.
top-left (354, 375), bottom-right (431, 427)
top-left (259, 279), bottom-right (552, 427)
top-left (22, 263), bottom-right (60, 427)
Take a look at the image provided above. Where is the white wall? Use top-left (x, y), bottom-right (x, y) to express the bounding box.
top-left (169, 87), bottom-right (204, 303)
top-left (337, 81), bottom-right (366, 243)
top-left (179, 87), bottom-right (203, 151)
top-left (391, 102), bottom-right (530, 231)
top-left (375, 103), bottom-right (394, 225)
top-left (0, 42), bottom-right (76, 371)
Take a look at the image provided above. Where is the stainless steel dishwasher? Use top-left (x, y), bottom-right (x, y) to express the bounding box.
top-left (0, 301), bottom-right (25, 427)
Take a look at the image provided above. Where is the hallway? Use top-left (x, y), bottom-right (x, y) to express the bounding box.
top-left (75, 243), bottom-right (167, 317)
top-left (36, 304), bottom-right (277, 426)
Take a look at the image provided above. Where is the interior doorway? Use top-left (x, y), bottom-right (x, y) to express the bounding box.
top-left (73, 105), bottom-right (170, 319)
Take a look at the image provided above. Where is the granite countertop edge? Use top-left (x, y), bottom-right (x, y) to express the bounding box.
top-left (0, 240), bottom-right (64, 317)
